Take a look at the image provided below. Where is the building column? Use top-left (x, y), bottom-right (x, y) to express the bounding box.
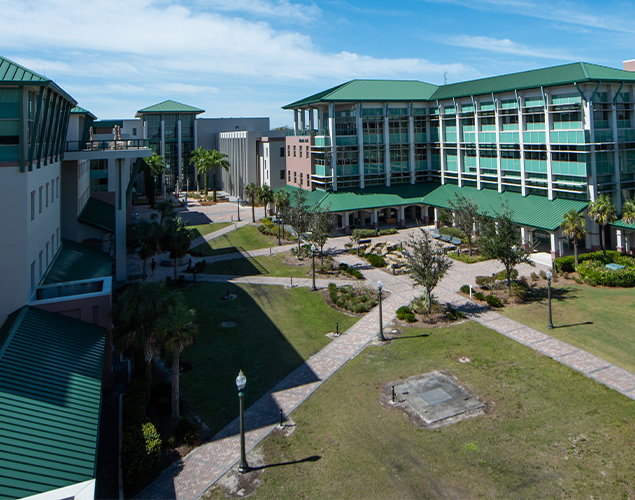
top-left (328, 102), bottom-right (337, 191)
top-left (550, 232), bottom-right (557, 261)
top-left (408, 103), bottom-right (415, 184)
top-left (456, 109), bottom-right (463, 187)
top-left (474, 105), bottom-right (481, 189)
top-left (584, 100), bottom-right (598, 202)
top-left (434, 207), bottom-right (441, 229)
top-left (494, 98), bottom-right (502, 193)
top-left (372, 209), bottom-right (379, 229)
top-left (300, 109), bottom-right (305, 131)
top-left (521, 226), bottom-right (533, 250)
top-left (384, 105), bottom-right (391, 187)
top-left (294, 110), bottom-right (298, 134)
top-left (177, 119), bottom-right (182, 195)
top-left (439, 106), bottom-right (445, 185)
top-left (357, 102), bottom-right (365, 189)
top-left (544, 94), bottom-right (554, 200)
top-left (343, 211), bottom-right (351, 234)
top-left (611, 98), bottom-right (623, 212)
top-left (308, 108), bottom-right (314, 130)
top-left (398, 206), bottom-right (406, 228)
top-left (422, 204), bottom-right (429, 225)
top-left (616, 229), bottom-right (624, 252)
top-left (518, 96), bottom-right (527, 196)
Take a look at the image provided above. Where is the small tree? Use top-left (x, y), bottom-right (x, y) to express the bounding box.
top-left (189, 147), bottom-right (212, 196)
top-left (257, 184), bottom-right (274, 216)
top-left (143, 153), bottom-right (165, 208)
top-left (403, 229), bottom-right (452, 314)
top-left (161, 218), bottom-right (195, 280)
top-left (308, 205), bottom-right (334, 264)
top-left (479, 205), bottom-right (534, 291)
top-left (274, 190), bottom-right (291, 238)
top-left (287, 189), bottom-right (310, 254)
top-left (350, 229), bottom-right (362, 256)
top-left (448, 194), bottom-right (479, 256)
top-left (622, 197), bottom-right (635, 224)
top-left (561, 209), bottom-right (587, 267)
top-left (588, 194), bottom-right (617, 258)
top-left (155, 199), bottom-right (176, 223)
top-left (128, 219), bottom-right (162, 281)
top-left (209, 149), bottom-right (230, 202)
top-left (244, 183), bottom-right (258, 222)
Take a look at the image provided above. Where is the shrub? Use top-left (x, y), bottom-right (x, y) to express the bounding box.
top-left (475, 276), bottom-right (491, 287)
top-left (328, 283), bottom-right (337, 302)
top-left (403, 312), bottom-right (417, 323)
top-left (173, 417), bottom-right (199, 445)
top-left (123, 377), bottom-right (151, 426)
top-left (530, 272), bottom-right (538, 281)
top-left (485, 295), bottom-right (503, 308)
top-left (473, 291), bottom-right (485, 301)
top-left (445, 304), bottom-right (465, 320)
top-left (575, 277), bottom-right (583, 284)
top-left (439, 226), bottom-right (466, 242)
top-left (577, 260), bottom-right (635, 287)
top-left (539, 270), bottom-right (547, 279)
top-left (510, 280), bottom-right (529, 301)
top-left (450, 253), bottom-right (478, 263)
top-left (122, 421), bottom-right (162, 489)
top-left (396, 306), bottom-right (412, 320)
top-left (494, 269), bottom-right (519, 281)
top-left (584, 277), bottom-right (597, 286)
top-left (460, 284), bottom-right (470, 294)
top-left (365, 253), bottom-right (387, 267)
top-left (563, 272), bottom-right (569, 280)
top-left (553, 250), bottom-right (635, 273)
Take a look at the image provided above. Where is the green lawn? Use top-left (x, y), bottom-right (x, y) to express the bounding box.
top-left (178, 282), bottom-right (359, 436)
top-left (209, 321), bottom-right (635, 499)
top-left (191, 225), bottom-right (275, 257)
top-left (189, 222), bottom-right (232, 238)
top-left (499, 280), bottom-right (635, 373)
top-left (203, 253), bottom-right (315, 278)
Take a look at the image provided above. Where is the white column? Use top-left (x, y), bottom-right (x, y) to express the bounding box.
top-left (439, 106), bottom-right (445, 185)
top-left (329, 103), bottom-right (337, 191)
top-left (434, 207), bottom-right (441, 228)
top-left (384, 107), bottom-right (391, 186)
top-left (550, 232), bottom-right (557, 260)
top-left (616, 229), bottom-right (624, 251)
top-left (398, 206), bottom-right (405, 228)
top-left (300, 109), bottom-right (305, 131)
top-left (408, 104), bottom-right (415, 184)
top-left (611, 98), bottom-right (622, 212)
top-left (586, 100), bottom-right (598, 202)
top-left (371, 208), bottom-right (378, 228)
top-left (456, 110), bottom-right (463, 187)
top-left (494, 99), bottom-right (502, 193)
top-left (518, 97), bottom-right (526, 196)
top-left (544, 95), bottom-right (554, 200)
top-left (193, 117), bottom-right (198, 149)
top-left (308, 108), bottom-right (314, 130)
top-left (294, 110), bottom-right (298, 134)
top-left (474, 105), bottom-right (481, 189)
top-left (357, 102), bottom-right (365, 189)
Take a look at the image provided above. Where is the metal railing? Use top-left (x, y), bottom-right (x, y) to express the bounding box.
top-left (65, 139), bottom-right (150, 152)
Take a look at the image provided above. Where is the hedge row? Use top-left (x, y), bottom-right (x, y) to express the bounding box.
top-left (353, 228), bottom-right (398, 238)
top-left (553, 250), bottom-right (635, 273)
top-left (577, 260), bottom-right (635, 287)
top-left (439, 226), bottom-right (466, 242)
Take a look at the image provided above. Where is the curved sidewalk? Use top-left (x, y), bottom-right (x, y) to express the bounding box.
top-left (137, 234), bottom-right (635, 500)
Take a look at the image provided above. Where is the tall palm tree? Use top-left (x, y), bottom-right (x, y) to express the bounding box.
top-left (143, 153), bottom-right (165, 208)
top-left (161, 218), bottom-right (195, 280)
top-left (274, 190), bottom-right (290, 239)
top-left (209, 149), bottom-right (230, 202)
top-left (155, 199), bottom-right (176, 223)
top-left (244, 182), bottom-right (258, 222)
top-left (129, 219), bottom-right (162, 280)
top-left (561, 209), bottom-right (587, 267)
top-left (189, 147), bottom-right (212, 197)
top-left (257, 184), bottom-right (274, 216)
top-left (588, 194), bottom-right (617, 258)
top-left (622, 197), bottom-right (635, 224)
top-left (156, 294), bottom-right (197, 421)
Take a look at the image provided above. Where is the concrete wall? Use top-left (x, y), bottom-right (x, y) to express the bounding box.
top-left (258, 136), bottom-right (286, 190)
top-left (285, 136), bottom-right (312, 189)
top-left (196, 117), bottom-right (270, 151)
top-left (218, 130), bottom-right (262, 198)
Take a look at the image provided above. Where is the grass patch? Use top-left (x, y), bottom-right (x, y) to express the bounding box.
top-left (500, 283), bottom-right (635, 373)
top-left (217, 321), bottom-right (635, 499)
top-left (203, 253), bottom-right (311, 278)
top-left (190, 225), bottom-right (276, 257)
top-left (189, 222), bottom-right (231, 238)
top-left (178, 282), bottom-right (358, 436)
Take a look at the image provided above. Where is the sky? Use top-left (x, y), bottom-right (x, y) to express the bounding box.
top-left (2, 0), bottom-right (635, 127)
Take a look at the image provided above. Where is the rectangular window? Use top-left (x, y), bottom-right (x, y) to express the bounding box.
top-left (287, 145), bottom-right (290, 157)
top-left (294, 171), bottom-right (297, 183)
top-left (299, 146), bottom-right (303, 158)
top-left (31, 191), bottom-right (35, 221)
top-left (288, 170), bottom-right (291, 181)
top-left (46, 182), bottom-right (49, 207)
top-left (132, 128), bottom-right (137, 136)
top-left (293, 145), bottom-right (297, 157)
top-left (307, 176), bottom-right (310, 187)
top-left (280, 147), bottom-right (285, 157)
top-left (280, 169), bottom-right (285, 180)
top-left (300, 172), bottom-right (303, 185)
top-left (39, 187), bottom-right (43, 213)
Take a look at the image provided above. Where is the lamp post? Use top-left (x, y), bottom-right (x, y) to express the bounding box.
top-left (546, 269), bottom-right (553, 329)
top-left (236, 370), bottom-right (249, 473)
top-left (377, 280), bottom-right (385, 341)
top-left (237, 197), bottom-right (241, 222)
top-left (311, 244), bottom-right (317, 291)
top-left (277, 212), bottom-right (281, 246)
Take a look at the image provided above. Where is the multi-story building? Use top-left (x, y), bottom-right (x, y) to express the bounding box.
top-left (283, 62), bottom-right (635, 257)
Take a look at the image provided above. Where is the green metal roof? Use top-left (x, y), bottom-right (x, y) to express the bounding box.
top-left (70, 106), bottom-right (97, 120)
top-left (78, 197), bottom-right (116, 232)
top-left (319, 183), bottom-right (440, 212)
top-left (93, 119), bottom-right (123, 128)
top-left (284, 62), bottom-right (635, 109)
top-left (610, 219), bottom-right (635, 230)
top-left (276, 185), bottom-right (330, 207)
top-left (283, 80), bottom-right (439, 109)
top-left (421, 184), bottom-right (588, 231)
top-left (0, 55), bottom-right (76, 105)
top-left (42, 239), bottom-right (112, 285)
top-left (137, 99), bottom-right (204, 115)
top-left (0, 306), bottom-right (104, 499)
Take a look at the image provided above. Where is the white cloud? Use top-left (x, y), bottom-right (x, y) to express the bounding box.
top-left (208, 0), bottom-right (321, 21)
top-left (445, 35), bottom-right (575, 60)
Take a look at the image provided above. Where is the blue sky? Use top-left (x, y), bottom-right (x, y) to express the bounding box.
top-left (2, 0), bottom-right (635, 127)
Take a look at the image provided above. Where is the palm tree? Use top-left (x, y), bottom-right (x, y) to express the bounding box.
top-left (622, 197), bottom-right (635, 224)
top-left (155, 199), bottom-right (176, 223)
top-left (588, 194), bottom-right (617, 258)
top-left (257, 184), bottom-right (274, 216)
top-left (244, 182), bottom-right (258, 222)
top-left (209, 149), bottom-right (230, 202)
top-left (274, 190), bottom-right (290, 239)
top-left (112, 282), bottom-right (171, 383)
top-left (161, 218), bottom-right (195, 280)
top-left (561, 209), bottom-right (587, 267)
top-left (189, 147), bottom-right (211, 196)
top-left (129, 219), bottom-right (161, 280)
top-left (143, 153), bottom-right (165, 208)
top-left (156, 294), bottom-right (197, 421)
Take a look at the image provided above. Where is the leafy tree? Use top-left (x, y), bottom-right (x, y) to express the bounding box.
top-left (403, 229), bottom-right (452, 314)
top-left (274, 190), bottom-right (291, 238)
top-left (189, 147), bottom-right (211, 196)
top-left (143, 153), bottom-right (165, 208)
top-left (479, 205), bottom-right (534, 291)
top-left (588, 194), bottom-right (617, 258)
top-left (257, 184), bottom-right (274, 216)
top-left (448, 194), bottom-right (480, 256)
top-left (561, 209), bottom-right (587, 267)
top-left (308, 205), bottom-right (334, 264)
top-left (621, 197), bottom-right (635, 224)
top-left (161, 218), bottom-right (195, 280)
top-left (128, 219), bottom-right (162, 281)
top-left (209, 149), bottom-right (230, 202)
top-left (244, 182), bottom-right (258, 222)
top-left (287, 189), bottom-right (310, 253)
top-left (155, 199), bottom-right (176, 223)
top-left (156, 293), bottom-right (197, 421)
top-left (350, 229), bottom-right (362, 256)
top-left (112, 282), bottom-right (172, 382)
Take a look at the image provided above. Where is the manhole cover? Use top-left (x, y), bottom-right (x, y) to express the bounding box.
top-left (420, 388), bottom-right (452, 405)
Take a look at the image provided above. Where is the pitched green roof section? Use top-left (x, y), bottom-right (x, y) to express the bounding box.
top-left (79, 197), bottom-right (116, 232)
top-left (320, 183), bottom-right (440, 212)
top-left (43, 239), bottom-right (111, 285)
top-left (422, 184), bottom-right (588, 231)
top-left (283, 80), bottom-right (438, 109)
top-left (70, 106), bottom-right (97, 120)
top-left (610, 219), bottom-right (635, 230)
top-left (0, 306), bottom-right (104, 499)
top-left (0, 55), bottom-right (48, 83)
top-left (137, 99), bottom-right (204, 114)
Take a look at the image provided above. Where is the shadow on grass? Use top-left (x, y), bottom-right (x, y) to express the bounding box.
top-left (248, 455), bottom-right (321, 471)
top-left (552, 321), bottom-right (594, 329)
top-left (204, 255), bottom-right (268, 276)
top-left (388, 333), bottom-right (430, 341)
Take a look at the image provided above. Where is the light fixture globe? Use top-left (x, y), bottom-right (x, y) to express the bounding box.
top-left (236, 370), bottom-right (246, 391)
top-left (377, 280), bottom-right (383, 292)
top-left (311, 244), bottom-right (316, 253)
top-left (546, 269), bottom-right (552, 280)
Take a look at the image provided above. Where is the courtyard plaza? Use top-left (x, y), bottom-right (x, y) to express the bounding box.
top-left (129, 196), bottom-right (635, 500)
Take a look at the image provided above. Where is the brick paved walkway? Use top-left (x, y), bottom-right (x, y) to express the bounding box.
top-left (136, 225), bottom-right (635, 500)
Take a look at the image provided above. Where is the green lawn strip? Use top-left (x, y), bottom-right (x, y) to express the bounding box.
top-left (191, 225), bottom-right (275, 257)
top-left (203, 253), bottom-right (315, 278)
top-left (178, 282), bottom-right (358, 437)
top-left (499, 281), bottom-right (635, 374)
top-left (223, 322), bottom-right (635, 500)
top-left (189, 222), bottom-right (231, 238)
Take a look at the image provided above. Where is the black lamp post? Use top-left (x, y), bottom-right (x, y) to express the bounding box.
top-left (311, 244), bottom-right (317, 291)
top-left (236, 370), bottom-right (249, 473)
top-left (546, 269), bottom-right (553, 329)
top-left (277, 212), bottom-right (281, 246)
top-left (237, 197), bottom-right (241, 222)
top-left (377, 280), bottom-right (385, 341)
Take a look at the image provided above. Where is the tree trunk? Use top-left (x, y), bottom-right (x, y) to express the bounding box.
top-left (426, 288), bottom-right (431, 314)
top-left (172, 334), bottom-right (180, 421)
top-left (251, 197), bottom-right (255, 222)
top-left (212, 168), bottom-right (217, 202)
top-left (468, 237), bottom-right (473, 257)
top-left (573, 239), bottom-right (579, 267)
top-left (507, 268), bottom-right (512, 292)
top-left (601, 225), bottom-right (607, 258)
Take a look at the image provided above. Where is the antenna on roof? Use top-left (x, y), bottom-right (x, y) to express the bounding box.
top-left (443, 71), bottom-right (448, 85)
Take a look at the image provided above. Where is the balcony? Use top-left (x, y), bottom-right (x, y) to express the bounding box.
top-left (65, 139), bottom-right (150, 152)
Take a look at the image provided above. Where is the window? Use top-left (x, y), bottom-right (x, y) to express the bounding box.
top-left (39, 187), bottom-right (43, 213)
top-left (300, 146), bottom-right (302, 158)
top-left (288, 170), bottom-right (291, 181)
top-left (31, 191), bottom-right (35, 221)
top-left (280, 169), bottom-right (285, 180)
top-left (307, 176), bottom-right (310, 187)
top-left (46, 182), bottom-right (49, 207)
top-left (280, 147), bottom-right (285, 157)
top-left (132, 128), bottom-right (137, 136)
top-left (287, 145), bottom-right (290, 157)
top-left (31, 261), bottom-right (36, 291)
top-left (293, 145), bottom-right (297, 157)
top-left (300, 172), bottom-right (303, 185)
top-left (294, 171), bottom-right (297, 183)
